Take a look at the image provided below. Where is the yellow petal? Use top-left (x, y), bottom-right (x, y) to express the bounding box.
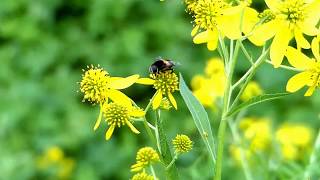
top-left (130, 109), bottom-right (146, 117)
top-left (193, 31), bottom-right (209, 44)
top-left (285, 46), bottom-right (314, 69)
top-left (105, 125), bottom-right (116, 140)
top-left (270, 27), bottom-right (292, 68)
top-left (299, 21), bottom-right (319, 36)
top-left (207, 29), bottom-right (219, 51)
top-left (191, 25), bottom-right (199, 37)
top-left (152, 90), bottom-right (163, 110)
top-left (167, 92), bottom-right (177, 110)
top-left (294, 28), bottom-right (310, 49)
top-left (265, 0), bottom-right (280, 11)
top-left (217, 6), bottom-right (243, 40)
top-left (108, 89), bottom-right (132, 107)
top-left (242, 7), bottom-right (259, 34)
top-left (109, 74), bottom-right (139, 89)
top-left (286, 71), bottom-right (312, 93)
top-left (248, 20), bottom-right (279, 46)
top-left (304, 0), bottom-right (320, 25)
top-left (304, 85), bottom-right (316, 96)
top-left (93, 104), bottom-right (103, 131)
top-left (136, 78), bottom-right (155, 85)
top-left (311, 36), bottom-right (320, 60)
top-left (126, 121), bottom-right (140, 134)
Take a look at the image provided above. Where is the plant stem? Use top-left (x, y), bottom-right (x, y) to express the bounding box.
top-left (150, 165), bottom-right (157, 180)
top-left (214, 40), bottom-right (240, 180)
top-left (303, 128), bottom-right (320, 179)
top-left (265, 60), bottom-right (301, 72)
top-left (155, 110), bottom-right (179, 180)
top-left (167, 154), bottom-right (179, 170)
top-left (228, 111), bottom-right (253, 180)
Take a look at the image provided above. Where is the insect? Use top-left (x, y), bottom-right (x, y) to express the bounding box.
top-left (149, 58), bottom-right (176, 74)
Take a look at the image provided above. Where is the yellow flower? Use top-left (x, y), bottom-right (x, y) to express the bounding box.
top-left (240, 117), bottom-right (271, 151)
top-left (184, 0), bottom-right (197, 12)
top-left (240, 81), bottom-right (263, 101)
top-left (229, 145), bottom-right (252, 164)
top-left (131, 171), bottom-right (154, 180)
top-left (285, 36), bottom-right (320, 96)
top-left (103, 102), bottom-right (145, 140)
top-left (248, 0), bottom-right (320, 67)
top-left (191, 58), bottom-right (226, 107)
top-left (276, 124), bottom-right (313, 160)
top-left (172, 134), bottom-right (193, 153)
top-left (80, 65), bottom-right (140, 130)
top-left (137, 71), bottom-right (179, 110)
top-left (131, 147), bottom-right (160, 172)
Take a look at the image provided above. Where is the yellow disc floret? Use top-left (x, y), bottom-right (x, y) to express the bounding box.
top-left (131, 172), bottom-right (154, 180)
top-left (80, 65), bottom-right (109, 103)
top-left (103, 103), bottom-right (130, 128)
top-left (258, 9), bottom-right (276, 23)
top-left (172, 134), bottom-right (193, 153)
top-left (151, 71), bottom-right (179, 95)
top-left (131, 147), bottom-right (160, 172)
top-left (280, 0), bottom-right (305, 24)
top-left (193, 0), bottom-right (228, 31)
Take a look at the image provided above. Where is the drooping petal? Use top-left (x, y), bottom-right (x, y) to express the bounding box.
top-left (105, 125), bottom-right (116, 140)
top-left (93, 103), bottom-right (103, 131)
top-left (108, 89), bottom-right (132, 107)
top-left (136, 78), bottom-right (155, 85)
top-left (247, 20), bottom-right (279, 46)
top-left (242, 7), bottom-right (259, 33)
top-left (286, 71), bottom-right (313, 93)
top-left (304, 85), bottom-right (316, 96)
top-left (294, 28), bottom-right (310, 49)
top-left (191, 25), bottom-right (200, 36)
top-left (270, 27), bottom-right (292, 68)
top-left (217, 5), bottom-right (243, 40)
top-left (193, 31), bottom-right (209, 44)
top-left (299, 21), bottom-right (319, 36)
top-left (167, 92), bottom-right (177, 110)
top-left (130, 109), bottom-right (146, 117)
top-left (304, 0), bottom-right (320, 25)
top-left (109, 74), bottom-right (139, 89)
top-left (265, 0), bottom-right (281, 12)
top-left (311, 36), bottom-right (320, 60)
top-left (152, 90), bottom-right (163, 110)
top-left (126, 121), bottom-right (140, 134)
top-left (207, 29), bottom-right (219, 51)
top-left (285, 46), bottom-right (314, 69)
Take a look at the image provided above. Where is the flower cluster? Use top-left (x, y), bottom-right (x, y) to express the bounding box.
top-left (79, 64), bottom-right (181, 140)
top-left (172, 134), bottom-right (193, 153)
top-left (184, 0), bottom-right (320, 96)
top-left (191, 57), bottom-right (226, 107)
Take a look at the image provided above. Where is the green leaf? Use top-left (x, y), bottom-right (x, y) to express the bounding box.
top-left (179, 73), bottom-right (216, 164)
top-left (155, 110), bottom-right (179, 180)
top-left (227, 93), bottom-right (290, 117)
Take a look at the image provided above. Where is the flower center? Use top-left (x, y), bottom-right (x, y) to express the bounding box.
top-left (136, 147), bottom-right (159, 165)
top-left (80, 66), bottom-right (110, 103)
top-left (151, 71), bottom-right (179, 95)
top-left (103, 103), bottom-right (129, 127)
top-left (193, 0), bottom-right (228, 30)
top-left (280, 0), bottom-right (305, 24)
top-left (258, 9), bottom-right (276, 23)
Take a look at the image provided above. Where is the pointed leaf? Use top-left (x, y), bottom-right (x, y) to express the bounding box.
top-left (227, 93), bottom-right (290, 117)
top-left (179, 73), bottom-right (216, 164)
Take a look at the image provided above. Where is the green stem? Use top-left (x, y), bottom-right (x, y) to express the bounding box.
top-left (265, 60), bottom-right (301, 72)
top-left (166, 154), bottom-right (179, 170)
top-left (228, 111), bottom-right (253, 180)
top-left (155, 110), bottom-right (179, 180)
top-left (230, 47), bottom-right (269, 109)
top-left (304, 128), bottom-right (320, 179)
top-left (150, 165), bottom-right (157, 180)
top-left (214, 40), bottom-right (240, 180)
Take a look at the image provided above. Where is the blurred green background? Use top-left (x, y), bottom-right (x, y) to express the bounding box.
top-left (0, 0), bottom-right (319, 179)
